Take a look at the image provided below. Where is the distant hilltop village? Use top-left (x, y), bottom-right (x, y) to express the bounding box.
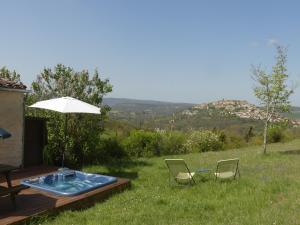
top-left (183, 99), bottom-right (300, 126)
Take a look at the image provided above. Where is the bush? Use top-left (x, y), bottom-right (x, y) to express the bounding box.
top-left (224, 132), bottom-right (247, 149)
top-left (122, 130), bottom-right (163, 157)
top-left (267, 125), bottom-right (285, 143)
top-left (184, 130), bottom-right (224, 153)
top-left (95, 135), bottom-right (127, 162)
top-left (249, 135), bottom-right (263, 146)
top-left (283, 127), bottom-right (300, 142)
top-left (41, 114), bottom-right (102, 169)
top-left (161, 131), bottom-right (187, 155)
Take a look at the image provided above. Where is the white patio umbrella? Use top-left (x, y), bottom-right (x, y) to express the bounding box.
top-left (29, 96), bottom-right (101, 167)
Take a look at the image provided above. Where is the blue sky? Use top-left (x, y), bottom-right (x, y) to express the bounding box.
top-left (1, 0), bottom-right (300, 105)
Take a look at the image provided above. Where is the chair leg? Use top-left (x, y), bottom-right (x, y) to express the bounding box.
top-left (191, 177), bottom-right (196, 184)
top-left (234, 167), bottom-right (240, 179)
top-left (10, 193), bottom-right (16, 210)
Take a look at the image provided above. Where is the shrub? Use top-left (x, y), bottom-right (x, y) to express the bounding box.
top-left (267, 125), bottom-right (285, 143)
top-left (224, 132), bottom-right (247, 149)
top-left (161, 131), bottom-right (187, 155)
top-left (96, 135), bottom-right (128, 162)
top-left (249, 135), bottom-right (263, 146)
top-left (283, 127), bottom-right (300, 142)
top-left (122, 130), bottom-right (163, 157)
top-left (184, 130), bottom-right (224, 153)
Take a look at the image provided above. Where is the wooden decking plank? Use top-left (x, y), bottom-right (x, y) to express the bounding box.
top-left (0, 166), bottom-right (130, 225)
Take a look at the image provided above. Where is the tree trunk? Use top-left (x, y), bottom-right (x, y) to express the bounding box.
top-left (263, 119), bottom-right (268, 154)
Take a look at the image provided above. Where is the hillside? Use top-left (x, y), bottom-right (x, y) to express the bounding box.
top-left (103, 98), bottom-right (194, 120)
top-left (174, 99), bottom-right (300, 130)
top-left (104, 98), bottom-right (300, 131)
top-left (146, 100), bottom-right (265, 132)
top-left (184, 99), bottom-right (285, 122)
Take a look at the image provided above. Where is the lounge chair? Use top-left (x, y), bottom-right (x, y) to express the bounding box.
top-left (215, 158), bottom-right (240, 181)
top-left (165, 159), bottom-right (196, 186)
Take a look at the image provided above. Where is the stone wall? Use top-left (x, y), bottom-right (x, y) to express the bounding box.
top-left (0, 90), bottom-right (24, 167)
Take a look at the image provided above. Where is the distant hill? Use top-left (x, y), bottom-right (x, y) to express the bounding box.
top-left (103, 98), bottom-right (300, 131)
top-left (185, 99), bottom-right (285, 123)
top-left (147, 100), bottom-right (266, 131)
top-left (103, 98), bottom-right (194, 120)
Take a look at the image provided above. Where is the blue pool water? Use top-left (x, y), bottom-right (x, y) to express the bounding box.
top-left (21, 169), bottom-right (117, 196)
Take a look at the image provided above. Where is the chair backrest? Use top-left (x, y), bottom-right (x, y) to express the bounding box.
top-left (165, 159), bottom-right (191, 178)
top-left (216, 158), bottom-right (239, 175)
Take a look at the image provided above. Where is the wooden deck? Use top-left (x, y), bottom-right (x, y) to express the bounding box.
top-left (0, 166), bottom-right (130, 225)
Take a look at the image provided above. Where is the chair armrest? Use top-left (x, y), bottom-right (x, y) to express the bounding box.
top-left (0, 184), bottom-right (29, 196)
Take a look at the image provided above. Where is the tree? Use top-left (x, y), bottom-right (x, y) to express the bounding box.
top-left (0, 67), bottom-right (21, 82)
top-left (26, 64), bottom-right (112, 167)
top-left (252, 45), bottom-right (293, 154)
top-left (244, 126), bottom-right (254, 143)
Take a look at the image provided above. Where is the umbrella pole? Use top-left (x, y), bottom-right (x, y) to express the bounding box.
top-left (62, 114), bottom-right (68, 168)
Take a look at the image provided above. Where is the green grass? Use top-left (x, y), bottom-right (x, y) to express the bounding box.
top-left (34, 140), bottom-right (300, 225)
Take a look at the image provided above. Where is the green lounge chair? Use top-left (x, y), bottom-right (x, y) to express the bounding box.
top-left (165, 159), bottom-right (196, 186)
top-left (215, 158), bottom-right (240, 181)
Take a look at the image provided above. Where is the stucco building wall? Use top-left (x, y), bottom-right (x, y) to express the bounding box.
top-left (0, 90), bottom-right (24, 167)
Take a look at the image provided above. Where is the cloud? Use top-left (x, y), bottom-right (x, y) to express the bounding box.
top-left (267, 38), bottom-right (280, 46)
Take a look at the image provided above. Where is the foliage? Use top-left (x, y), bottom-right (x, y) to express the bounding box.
top-left (252, 45), bottom-right (294, 154)
top-left (223, 131), bottom-right (247, 149)
top-left (122, 130), bottom-right (224, 157)
top-left (184, 130), bottom-right (224, 153)
top-left (95, 135), bottom-right (128, 163)
top-left (104, 119), bottom-right (135, 138)
top-left (267, 123), bottom-right (289, 143)
top-left (0, 66), bottom-right (21, 82)
top-left (267, 126), bottom-right (284, 143)
top-left (122, 130), bottom-right (163, 157)
top-left (160, 131), bottom-right (187, 155)
top-left (26, 64), bottom-right (112, 168)
top-left (97, 122), bottom-right (297, 160)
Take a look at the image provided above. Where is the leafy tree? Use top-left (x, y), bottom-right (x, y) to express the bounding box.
top-left (0, 67), bottom-right (21, 82)
top-left (26, 64), bottom-right (112, 167)
top-left (252, 45), bottom-right (294, 154)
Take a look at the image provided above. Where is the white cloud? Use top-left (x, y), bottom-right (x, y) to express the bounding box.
top-left (267, 38), bottom-right (279, 46)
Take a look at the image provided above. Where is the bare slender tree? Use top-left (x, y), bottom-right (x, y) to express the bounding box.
top-left (252, 45), bottom-right (294, 154)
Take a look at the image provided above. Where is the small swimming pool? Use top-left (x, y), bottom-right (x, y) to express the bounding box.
top-left (21, 169), bottom-right (117, 196)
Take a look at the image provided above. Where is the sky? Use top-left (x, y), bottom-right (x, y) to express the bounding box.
top-left (1, 0), bottom-right (300, 105)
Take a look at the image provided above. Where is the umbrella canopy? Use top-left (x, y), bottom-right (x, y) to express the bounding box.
top-left (29, 96), bottom-right (101, 114)
top-left (0, 128), bottom-right (11, 139)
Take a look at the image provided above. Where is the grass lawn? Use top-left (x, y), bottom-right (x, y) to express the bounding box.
top-left (34, 139), bottom-right (300, 225)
